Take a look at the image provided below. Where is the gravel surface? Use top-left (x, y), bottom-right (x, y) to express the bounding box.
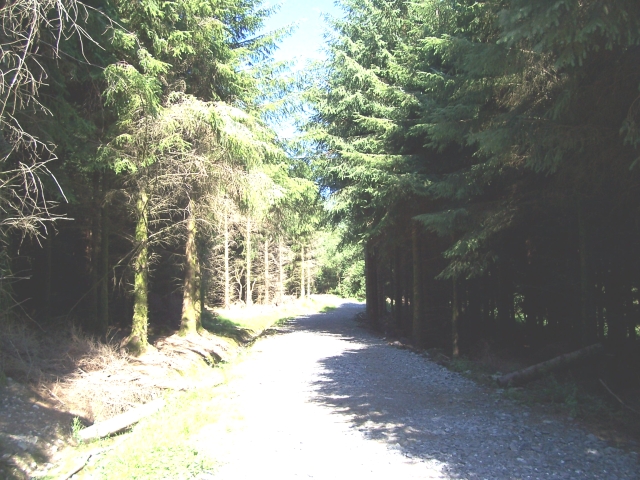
top-left (199, 301), bottom-right (639, 479)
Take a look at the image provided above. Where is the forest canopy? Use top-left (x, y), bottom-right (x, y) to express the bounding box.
top-left (1, 0), bottom-right (640, 365)
top-left (307, 0), bottom-right (640, 357)
top-left (0, 0), bottom-right (332, 354)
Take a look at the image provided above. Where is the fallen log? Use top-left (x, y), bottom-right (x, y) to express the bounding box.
top-left (78, 399), bottom-right (165, 442)
top-left (496, 343), bottom-right (603, 387)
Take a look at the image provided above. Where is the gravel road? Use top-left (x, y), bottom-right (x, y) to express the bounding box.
top-left (199, 301), bottom-right (639, 479)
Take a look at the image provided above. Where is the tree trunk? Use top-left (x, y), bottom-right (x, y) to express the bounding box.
top-left (365, 240), bottom-right (379, 329)
top-left (264, 238), bottom-right (270, 305)
top-left (628, 284), bottom-right (637, 341)
top-left (595, 278), bottom-right (605, 341)
top-left (44, 232), bottom-right (52, 322)
top-left (578, 203), bottom-right (597, 345)
top-left (377, 255), bottom-right (386, 321)
top-left (245, 217), bottom-right (252, 306)
top-left (128, 187), bottom-right (149, 354)
top-left (404, 250), bottom-right (412, 333)
top-left (606, 274), bottom-right (626, 345)
top-left (98, 178), bottom-right (109, 335)
top-left (412, 223), bottom-right (423, 345)
top-left (497, 261), bottom-right (514, 343)
top-left (224, 211), bottom-right (230, 309)
top-left (180, 200), bottom-right (201, 335)
top-left (497, 344), bottom-right (603, 387)
top-left (300, 244), bottom-right (306, 298)
top-left (307, 248), bottom-right (312, 297)
top-left (452, 277), bottom-right (460, 358)
top-left (89, 171), bottom-right (100, 329)
top-left (278, 237), bottom-right (284, 304)
top-left (393, 247), bottom-right (403, 332)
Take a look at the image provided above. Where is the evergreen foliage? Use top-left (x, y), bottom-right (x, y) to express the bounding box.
top-left (3, 0), bottom-right (640, 390)
top-left (0, 0), bottom-right (329, 355)
top-left (310, 0), bottom-right (640, 358)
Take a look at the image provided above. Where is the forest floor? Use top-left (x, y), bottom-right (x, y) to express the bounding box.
top-left (58, 302), bottom-right (640, 478)
top-left (0, 296), bottom-right (341, 479)
top-left (2, 300), bottom-right (640, 479)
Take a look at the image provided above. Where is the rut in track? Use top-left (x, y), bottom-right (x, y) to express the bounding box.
top-left (197, 302), bottom-right (638, 480)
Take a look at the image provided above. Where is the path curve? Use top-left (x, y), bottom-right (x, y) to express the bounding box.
top-left (198, 302), bottom-right (638, 479)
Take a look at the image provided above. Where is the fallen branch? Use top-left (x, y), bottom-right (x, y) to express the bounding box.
top-left (599, 379), bottom-right (640, 416)
top-left (497, 343), bottom-right (603, 387)
top-left (61, 452), bottom-right (93, 480)
top-left (158, 334), bottom-right (230, 363)
top-left (61, 448), bottom-right (107, 480)
top-left (78, 399), bottom-right (165, 442)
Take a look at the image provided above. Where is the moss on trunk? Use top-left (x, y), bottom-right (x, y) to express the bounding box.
top-left (128, 187), bottom-right (149, 355)
top-left (180, 200), bottom-right (201, 335)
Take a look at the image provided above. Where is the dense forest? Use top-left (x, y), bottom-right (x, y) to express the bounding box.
top-left (308, 0), bottom-right (640, 372)
top-left (0, 0), bottom-right (347, 356)
top-left (2, 0), bottom-right (640, 370)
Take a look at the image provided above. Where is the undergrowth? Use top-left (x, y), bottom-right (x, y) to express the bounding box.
top-left (206, 295), bottom-right (344, 336)
top-left (48, 295), bottom-right (345, 479)
top-left (444, 349), bottom-right (640, 447)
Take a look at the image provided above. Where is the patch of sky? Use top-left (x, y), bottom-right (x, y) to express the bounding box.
top-left (260, 0), bottom-right (343, 139)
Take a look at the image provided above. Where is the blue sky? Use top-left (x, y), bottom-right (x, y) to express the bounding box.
top-left (259, 1), bottom-right (344, 138)
top-left (261, 0), bottom-right (343, 67)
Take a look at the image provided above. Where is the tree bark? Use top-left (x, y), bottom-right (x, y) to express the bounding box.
top-left (89, 171), bottom-right (100, 329)
top-left (180, 199), bottom-right (201, 335)
top-left (264, 238), bottom-right (270, 304)
top-left (278, 237), bottom-right (284, 304)
top-left (393, 247), bottom-right (403, 332)
top-left (307, 248), bottom-right (312, 297)
top-left (452, 277), bottom-right (460, 358)
top-left (365, 240), bottom-right (379, 329)
top-left (245, 217), bottom-right (252, 306)
top-left (628, 284), bottom-right (637, 340)
top-left (496, 343), bottom-right (603, 387)
top-left (606, 275), bottom-right (626, 345)
top-left (224, 211), bottom-right (230, 309)
top-left (128, 187), bottom-right (149, 354)
top-left (497, 261), bottom-right (514, 343)
top-left (44, 232), bottom-right (52, 322)
top-left (98, 178), bottom-right (109, 335)
top-left (412, 223), bottom-right (423, 345)
top-left (300, 244), bottom-right (306, 298)
top-left (377, 254), bottom-right (386, 321)
top-left (578, 202), bottom-right (597, 345)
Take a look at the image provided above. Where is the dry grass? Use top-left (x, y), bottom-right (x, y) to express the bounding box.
top-left (0, 316), bottom-right (224, 424)
top-left (46, 337), bottom-right (160, 423)
top-left (1, 295), bottom-right (345, 428)
top-left (44, 330), bottom-right (239, 423)
top-left (0, 317), bottom-right (43, 383)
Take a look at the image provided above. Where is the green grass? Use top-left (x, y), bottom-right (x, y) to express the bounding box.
top-left (501, 374), bottom-right (614, 420)
top-left (446, 353), bottom-right (608, 418)
top-left (204, 294), bottom-right (345, 338)
top-left (49, 295), bottom-right (345, 479)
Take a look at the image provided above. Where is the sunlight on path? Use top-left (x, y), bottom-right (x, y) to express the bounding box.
top-left (195, 303), bottom-right (448, 479)
top-left (193, 302), bottom-right (638, 480)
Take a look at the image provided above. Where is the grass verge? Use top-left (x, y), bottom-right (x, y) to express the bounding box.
top-left (208, 294), bottom-right (345, 334)
top-left (443, 352), bottom-right (640, 450)
top-left (48, 294), bottom-right (346, 479)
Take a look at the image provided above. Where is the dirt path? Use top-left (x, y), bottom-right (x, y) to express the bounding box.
top-left (197, 302), bottom-right (638, 480)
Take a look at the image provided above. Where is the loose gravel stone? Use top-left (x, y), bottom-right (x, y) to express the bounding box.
top-left (200, 302), bottom-right (639, 479)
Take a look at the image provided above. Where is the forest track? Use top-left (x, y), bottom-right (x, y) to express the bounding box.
top-left (198, 302), bottom-right (639, 479)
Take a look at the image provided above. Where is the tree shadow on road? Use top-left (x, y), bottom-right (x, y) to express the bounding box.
top-left (287, 303), bottom-right (629, 480)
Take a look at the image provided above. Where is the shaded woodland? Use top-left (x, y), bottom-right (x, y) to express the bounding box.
top-left (3, 0), bottom-right (640, 400)
top-left (308, 0), bottom-right (640, 384)
top-left (0, 0), bottom-right (330, 359)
